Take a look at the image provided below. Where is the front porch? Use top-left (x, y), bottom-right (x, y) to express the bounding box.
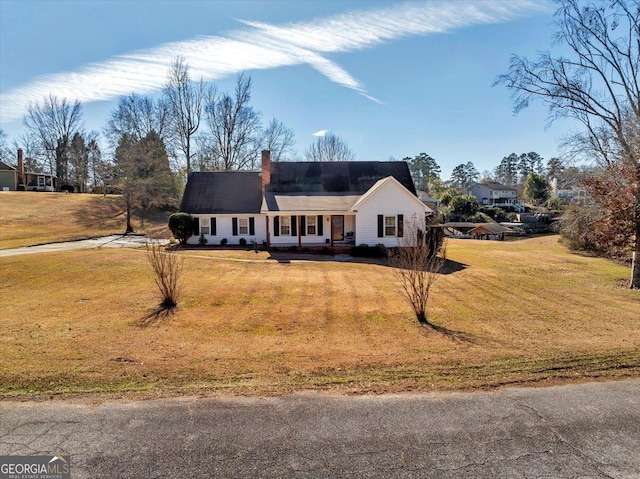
top-left (266, 213), bottom-right (356, 248)
top-left (268, 243), bottom-right (354, 254)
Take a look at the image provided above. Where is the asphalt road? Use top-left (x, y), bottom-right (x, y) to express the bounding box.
top-left (1, 379), bottom-right (639, 478)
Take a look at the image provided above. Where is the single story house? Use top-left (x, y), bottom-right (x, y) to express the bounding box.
top-left (180, 151), bottom-right (431, 248)
top-left (468, 182), bottom-right (522, 210)
top-left (0, 149), bottom-right (56, 192)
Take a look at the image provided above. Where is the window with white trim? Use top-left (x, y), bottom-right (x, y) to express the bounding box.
top-left (384, 216), bottom-right (396, 236)
top-left (280, 216), bottom-right (290, 236)
top-left (306, 215), bottom-right (316, 235)
top-left (239, 218), bottom-right (248, 235)
top-left (200, 217), bottom-right (210, 235)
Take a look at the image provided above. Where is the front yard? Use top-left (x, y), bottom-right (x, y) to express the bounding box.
top-left (0, 236), bottom-right (638, 399)
top-left (0, 192), bottom-right (171, 249)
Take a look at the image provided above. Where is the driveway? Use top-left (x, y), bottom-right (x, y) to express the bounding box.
top-left (0, 235), bottom-right (169, 257)
top-left (1, 379), bottom-right (639, 478)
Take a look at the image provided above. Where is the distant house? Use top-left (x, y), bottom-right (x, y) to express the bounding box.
top-left (417, 191), bottom-right (439, 213)
top-left (0, 149), bottom-right (56, 192)
top-left (180, 151), bottom-right (431, 248)
top-left (468, 182), bottom-right (522, 211)
top-left (550, 177), bottom-right (589, 203)
top-left (0, 160), bottom-right (18, 191)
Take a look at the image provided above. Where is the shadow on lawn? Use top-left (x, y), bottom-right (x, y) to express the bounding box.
top-left (140, 306), bottom-right (176, 327)
top-left (440, 259), bottom-right (468, 275)
top-left (74, 196), bottom-right (126, 230)
top-left (425, 323), bottom-right (476, 343)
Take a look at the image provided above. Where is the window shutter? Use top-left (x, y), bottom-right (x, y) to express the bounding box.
top-left (211, 217), bottom-right (217, 236)
top-left (291, 216), bottom-right (297, 236)
top-left (377, 215), bottom-right (384, 238)
top-left (249, 217), bottom-right (255, 236)
top-left (300, 216), bottom-right (306, 236)
top-left (317, 215), bottom-right (323, 236)
top-left (397, 214), bottom-right (404, 237)
top-left (232, 217), bottom-right (238, 236)
top-left (274, 216), bottom-right (280, 236)
top-left (192, 217), bottom-right (200, 236)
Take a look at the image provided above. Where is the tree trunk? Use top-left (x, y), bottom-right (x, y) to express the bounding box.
top-left (125, 198), bottom-right (134, 234)
top-left (631, 175), bottom-right (640, 289)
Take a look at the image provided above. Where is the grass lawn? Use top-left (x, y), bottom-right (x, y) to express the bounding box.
top-left (1, 235), bottom-right (638, 400)
top-left (0, 192), bottom-right (171, 249)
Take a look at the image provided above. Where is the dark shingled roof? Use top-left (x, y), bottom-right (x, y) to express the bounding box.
top-left (181, 161), bottom-right (417, 214)
top-left (180, 171), bottom-right (262, 214)
top-left (268, 161), bottom-right (416, 196)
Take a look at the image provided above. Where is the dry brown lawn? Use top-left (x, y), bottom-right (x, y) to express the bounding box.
top-left (0, 192), bottom-right (171, 249)
top-left (1, 235), bottom-right (639, 399)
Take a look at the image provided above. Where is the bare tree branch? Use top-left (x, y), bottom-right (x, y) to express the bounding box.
top-left (164, 56), bottom-right (204, 174)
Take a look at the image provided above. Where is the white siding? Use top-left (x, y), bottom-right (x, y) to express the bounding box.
top-left (268, 214), bottom-right (330, 245)
top-left (188, 214), bottom-right (266, 245)
top-left (355, 180), bottom-right (426, 247)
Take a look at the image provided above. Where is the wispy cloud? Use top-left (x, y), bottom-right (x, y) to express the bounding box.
top-left (312, 130), bottom-right (329, 137)
top-left (0, 0), bottom-right (548, 123)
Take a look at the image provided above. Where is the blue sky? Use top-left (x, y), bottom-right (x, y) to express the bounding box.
top-left (0, 0), bottom-right (574, 178)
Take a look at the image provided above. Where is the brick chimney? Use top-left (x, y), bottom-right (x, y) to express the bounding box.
top-left (261, 150), bottom-right (271, 194)
top-left (17, 148), bottom-right (25, 187)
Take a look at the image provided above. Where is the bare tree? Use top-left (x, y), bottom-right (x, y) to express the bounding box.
top-left (145, 243), bottom-right (183, 310)
top-left (105, 93), bottom-right (170, 146)
top-left (24, 94), bottom-right (83, 183)
top-left (17, 132), bottom-right (46, 172)
top-left (389, 215), bottom-right (446, 327)
top-left (68, 132), bottom-right (89, 192)
top-left (203, 73), bottom-right (262, 170)
top-left (494, 0), bottom-right (640, 288)
top-left (262, 117), bottom-right (295, 161)
top-left (0, 129), bottom-right (11, 164)
top-left (164, 56), bottom-right (204, 174)
top-left (86, 134), bottom-right (103, 191)
top-left (305, 133), bottom-right (355, 162)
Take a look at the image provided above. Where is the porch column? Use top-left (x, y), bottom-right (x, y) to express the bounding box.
top-left (330, 215), bottom-right (334, 247)
top-left (265, 216), bottom-right (270, 249)
top-left (297, 215), bottom-right (302, 249)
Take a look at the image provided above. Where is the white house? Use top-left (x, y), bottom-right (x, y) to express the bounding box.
top-left (180, 151), bottom-right (430, 248)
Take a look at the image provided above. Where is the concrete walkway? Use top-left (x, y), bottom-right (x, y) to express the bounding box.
top-left (0, 235), bottom-right (169, 257)
top-left (1, 379), bottom-right (639, 478)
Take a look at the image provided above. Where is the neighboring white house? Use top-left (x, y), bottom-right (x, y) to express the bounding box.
top-left (468, 182), bottom-right (522, 211)
top-left (181, 151), bottom-right (430, 248)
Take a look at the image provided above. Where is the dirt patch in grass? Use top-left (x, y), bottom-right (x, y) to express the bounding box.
top-left (0, 192), bottom-right (171, 249)
top-left (1, 236), bottom-right (639, 400)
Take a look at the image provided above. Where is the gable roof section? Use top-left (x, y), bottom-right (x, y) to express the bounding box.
top-left (351, 176), bottom-right (429, 212)
top-left (180, 171), bottom-right (262, 214)
top-left (268, 161), bottom-right (417, 196)
top-left (0, 160), bottom-right (16, 171)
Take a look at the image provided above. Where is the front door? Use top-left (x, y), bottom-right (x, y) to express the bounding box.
top-left (331, 215), bottom-right (344, 242)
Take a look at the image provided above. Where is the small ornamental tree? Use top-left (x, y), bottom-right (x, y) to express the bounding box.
top-left (389, 215), bottom-right (446, 327)
top-left (146, 243), bottom-right (183, 310)
top-left (169, 212), bottom-right (193, 245)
